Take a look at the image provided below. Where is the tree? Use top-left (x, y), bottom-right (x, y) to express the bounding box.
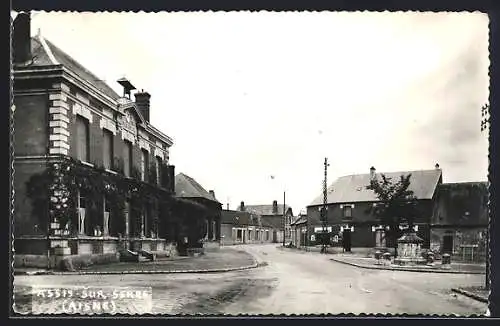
top-left (366, 173), bottom-right (419, 257)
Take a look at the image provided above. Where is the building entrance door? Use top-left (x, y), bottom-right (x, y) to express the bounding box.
top-left (343, 229), bottom-right (352, 252)
top-left (443, 234), bottom-right (454, 254)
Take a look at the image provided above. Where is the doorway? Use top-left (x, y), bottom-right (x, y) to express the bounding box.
top-left (443, 234), bottom-right (454, 254)
top-left (343, 229), bottom-right (352, 252)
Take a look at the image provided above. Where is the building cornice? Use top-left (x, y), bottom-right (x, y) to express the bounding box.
top-left (61, 66), bottom-right (118, 110)
top-left (13, 65), bottom-right (119, 112)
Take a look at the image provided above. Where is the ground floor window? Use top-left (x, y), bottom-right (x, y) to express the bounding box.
top-left (237, 229), bottom-right (242, 240)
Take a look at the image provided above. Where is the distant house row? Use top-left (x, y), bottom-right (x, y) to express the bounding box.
top-left (291, 165), bottom-right (488, 262)
top-left (220, 201), bottom-right (293, 245)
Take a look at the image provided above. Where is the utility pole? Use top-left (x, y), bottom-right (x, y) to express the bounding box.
top-left (283, 191), bottom-right (286, 247)
top-left (481, 103), bottom-right (490, 290)
top-left (321, 157), bottom-right (329, 254)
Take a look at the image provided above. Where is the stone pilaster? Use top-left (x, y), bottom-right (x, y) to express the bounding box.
top-left (48, 91), bottom-right (70, 156)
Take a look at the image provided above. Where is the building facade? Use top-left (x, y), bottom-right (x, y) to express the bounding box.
top-left (305, 166), bottom-right (489, 260)
top-left (13, 13), bottom-right (175, 264)
top-left (430, 182), bottom-right (488, 262)
top-left (220, 209), bottom-right (274, 245)
top-left (306, 167), bottom-right (442, 249)
top-left (174, 173), bottom-right (222, 249)
top-left (290, 214), bottom-right (308, 248)
top-left (238, 201), bottom-right (294, 244)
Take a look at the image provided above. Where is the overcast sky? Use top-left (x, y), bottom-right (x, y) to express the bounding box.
top-left (19, 11), bottom-right (489, 214)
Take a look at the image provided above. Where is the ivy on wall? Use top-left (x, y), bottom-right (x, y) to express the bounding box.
top-left (25, 156), bottom-right (213, 247)
top-left (25, 156), bottom-right (173, 237)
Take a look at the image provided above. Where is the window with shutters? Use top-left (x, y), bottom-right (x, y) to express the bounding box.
top-left (123, 140), bottom-right (133, 177)
top-left (76, 115), bottom-right (90, 162)
top-left (102, 130), bottom-right (114, 170)
top-left (141, 149), bottom-right (149, 181)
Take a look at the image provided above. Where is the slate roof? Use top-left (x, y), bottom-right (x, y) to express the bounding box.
top-left (241, 204), bottom-right (293, 216)
top-left (29, 35), bottom-right (121, 100)
top-left (174, 173), bottom-right (220, 204)
top-left (220, 210), bottom-right (260, 226)
top-left (260, 215), bottom-right (283, 229)
top-left (308, 169), bottom-right (443, 206)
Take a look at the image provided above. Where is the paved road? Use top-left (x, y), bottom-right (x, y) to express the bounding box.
top-left (13, 244), bottom-right (487, 315)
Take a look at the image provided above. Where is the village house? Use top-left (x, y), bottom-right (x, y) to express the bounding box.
top-left (238, 201), bottom-right (294, 244)
top-left (290, 213), bottom-right (308, 248)
top-left (13, 13), bottom-right (176, 266)
top-left (306, 165), bottom-right (489, 260)
top-left (306, 166), bottom-right (443, 249)
top-left (220, 206), bottom-right (274, 245)
top-left (174, 173), bottom-right (222, 250)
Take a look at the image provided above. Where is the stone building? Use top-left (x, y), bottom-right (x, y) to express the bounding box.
top-left (13, 13), bottom-right (175, 265)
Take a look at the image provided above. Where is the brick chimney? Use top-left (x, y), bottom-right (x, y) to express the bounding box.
top-left (209, 190), bottom-right (216, 200)
top-left (435, 163), bottom-right (440, 169)
top-left (13, 12), bottom-right (31, 64)
top-left (240, 201), bottom-right (245, 211)
top-left (135, 90), bottom-right (151, 122)
top-left (272, 200), bottom-right (278, 214)
top-left (370, 166), bottom-right (376, 180)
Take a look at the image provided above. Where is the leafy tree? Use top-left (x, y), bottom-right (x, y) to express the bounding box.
top-left (366, 173), bottom-right (419, 257)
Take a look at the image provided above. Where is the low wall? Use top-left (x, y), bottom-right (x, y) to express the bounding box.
top-left (60, 253), bottom-right (120, 271)
top-left (204, 241), bottom-right (221, 252)
top-left (15, 254), bottom-right (52, 269)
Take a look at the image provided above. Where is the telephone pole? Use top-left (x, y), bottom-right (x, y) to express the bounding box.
top-left (321, 157), bottom-right (329, 254)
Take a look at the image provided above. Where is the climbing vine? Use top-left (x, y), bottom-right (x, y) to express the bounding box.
top-left (26, 156), bottom-right (174, 237)
top-left (26, 156), bottom-right (217, 249)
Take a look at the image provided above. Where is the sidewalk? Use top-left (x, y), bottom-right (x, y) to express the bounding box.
top-left (14, 247), bottom-right (259, 275)
top-left (280, 246), bottom-right (486, 274)
top-left (451, 286), bottom-right (489, 303)
top-left (330, 255), bottom-right (486, 274)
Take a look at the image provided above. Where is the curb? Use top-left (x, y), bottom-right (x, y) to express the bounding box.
top-left (451, 288), bottom-right (489, 303)
top-left (14, 262), bottom-right (259, 276)
top-left (330, 258), bottom-right (486, 275)
top-left (15, 250), bottom-right (262, 276)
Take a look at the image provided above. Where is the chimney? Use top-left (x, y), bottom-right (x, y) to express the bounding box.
top-left (135, 90), bottom-right (151, 122)
top-left (272, 200), bottom-right (278, 214)
top-left (435, 163), bottom-right (440, 169)
top-left (13, 12), bottom-right (31, 64)
top-left (209, 190), bottom-right (216, 200)
top-left (370, 166), bottom-right (376, 180)
top-left (240, 201), bottom-right (245, 211)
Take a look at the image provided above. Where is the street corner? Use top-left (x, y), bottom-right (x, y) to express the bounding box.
top-left (451, 287), bottom-right (489, 304)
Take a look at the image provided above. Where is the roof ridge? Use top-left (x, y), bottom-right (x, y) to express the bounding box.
top-left (339, 168), bottom-right (441, 178)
